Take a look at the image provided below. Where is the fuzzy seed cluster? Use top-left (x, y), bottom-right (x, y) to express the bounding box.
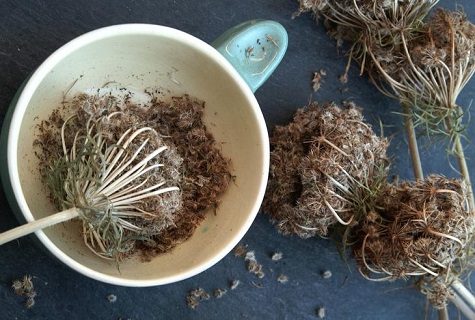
top-left (11, 275), bottom-right (37, 308)
top-left (263, 102), bottom-right (388, 237)
top-left (353, 175), bottom-right (475, 308)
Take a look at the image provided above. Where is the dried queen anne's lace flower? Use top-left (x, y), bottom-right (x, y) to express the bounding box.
top-left (353, 175), bottom-right (475, 308)
top-left (292, 0), bottom-right (475, 310)
top-left (263, 102), bottom-right (389, 238)
top-left (35, 93), bottom-right (231, 261)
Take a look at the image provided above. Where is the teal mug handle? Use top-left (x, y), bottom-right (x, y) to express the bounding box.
top-left (212, 20), bottom-right (288, 93)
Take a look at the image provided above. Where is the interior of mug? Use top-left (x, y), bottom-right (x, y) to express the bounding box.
top-left (13, 25), bottom-right (268, 285)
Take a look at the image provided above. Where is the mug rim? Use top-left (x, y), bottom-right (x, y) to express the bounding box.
top-left (6, 23), bottom-right (269, 286)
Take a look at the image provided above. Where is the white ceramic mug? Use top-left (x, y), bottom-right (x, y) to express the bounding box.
top-left (0, 21), bottom-right (287, 286)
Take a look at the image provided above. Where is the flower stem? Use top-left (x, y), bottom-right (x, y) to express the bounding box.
top-left (452, 281), bottom-right (475, 310)
top-left (437, 306), bottom-right (448, 320)
top-left (0, 207), bottom-right (80, 245)
top-left (453, 132), bottom-right (475, 213)
top-left (403, 104), bottom-right (424, 180)
top-left (449, 284), bottom-right (475, 319)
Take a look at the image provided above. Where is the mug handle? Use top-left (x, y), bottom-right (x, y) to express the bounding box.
top-left (212, 20), bottom-right (288, 93)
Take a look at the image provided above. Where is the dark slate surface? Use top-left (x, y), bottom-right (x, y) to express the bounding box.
top-left (0, 1), bottom-right (474, 319)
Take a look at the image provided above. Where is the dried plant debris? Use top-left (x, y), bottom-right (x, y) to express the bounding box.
top-left (271, 252), bottom-right (283, 261)
top-left (311, 70), bottom-right (325, 92)
top-left (251, 281), bottom-right (264, 289)
top-left (11, 279), bottom-right (23, 295)
top-left (245, 251), bottom-right (265, 279)
top-left (187, 288), bottom-right (211, 309)
top-left (321, 270), bottom-right (332, 279)
top-left (107, 294), bottom-right (117, 303)
top-left (277, 274), bottom-right (289, 284)
top-left (11, 275), bottom-right (37, 308)
top-left (353, 175), bottom-right (475, 308)
top-left (230, 279), bottom-right (241, 290)
top-left (233, 243), bottom-right (248, 258)
top-left (34, 92), bottom-right (231, 261)
top-left (263, 101), bottom-right (389, 238)
top-left (316, 306), bottom-right (326, 318)
top-left (296, 2), bottom-right (475, 143)
top-left (213, 288), bottom-right (227, 298)
top-left (233, 243), bottom-right (266, 278)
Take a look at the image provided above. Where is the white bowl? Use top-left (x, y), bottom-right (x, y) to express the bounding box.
top-left (0, 23), bottom-right (285, 286)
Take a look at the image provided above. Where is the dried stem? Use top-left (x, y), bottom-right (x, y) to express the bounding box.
top-left (0, 208), bottom-right (80, 245)
top-left (449, 292), bottom-right (475, 320)
top-left (403, 104), bottom-right (424, 180)
top-left (448, 118), bottom-right (475, 212)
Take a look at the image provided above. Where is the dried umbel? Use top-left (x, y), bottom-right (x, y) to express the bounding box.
top-left (295, 0), bottom-right (438, 74)
top-left (296, 1), bottom-right (475, 207)
top-left (353, 175), bottom-right (475, 308)
top-left (369, 8), bottom-right (475, 139)
top-left (44, 97), bottom-right (183, 260)
top-left (294, 0), bottom-right (475, 315)
top-left (33, 92), bottom-right (231, 261)
top-left (263, 102), bottom-right (389, 237)
top-left (295, 0), bottom-right (438, 60)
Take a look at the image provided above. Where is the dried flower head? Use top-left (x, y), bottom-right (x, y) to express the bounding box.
top-left (353, 175), bottom-right (475, 308)
top-left (295, 2), bottom-right (475, 138)
top-left (263, 102), bottom-right (389, 238)
top-left (297, 1), bottom-right (475, 208)
top-left (294, 0), bottom-right (475, 313)
top-left (45, 104), bottom-right (182, 260)
top-left (35, 92), bottom-right (231, 261)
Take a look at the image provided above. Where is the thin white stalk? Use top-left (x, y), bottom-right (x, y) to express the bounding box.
top-left (451, 281), bottom-right (475, 313)
top-left (448, 291), bottom-right (475, 320)
top-left (0, 207), bottom-right (80, 245)
top-left (97, 146), bottom-right (168, 196)
top-left (111, 186), bottom-right (179, 206)
top-left (323, 199), bottom-right (354, 225)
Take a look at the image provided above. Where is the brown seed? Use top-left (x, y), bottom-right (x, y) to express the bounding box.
top-left (25, 298), bottom-right (35, 309)
top-left (26, 290), bottom-right (37, 299)
top-left (316, 306), bottom-right (325, 318)
top-left (230, 280), bottom-right (240, 290)
top-left (233, 244), bottom-right (247, 258)
top-left (107, 294), bottom-right (117, 303)
top-left (11, 280), bottom-right (23, 295)
top-left (271, 252), bottom-right (283, 261)
top-left (277, 274), bottom-right (289, 283)
top-left (213, 288), bottom-right (227, 298)
top-left (22, 275), bottom-right (34, 292)
top-left (321, 270), bottom-right (332, 279)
